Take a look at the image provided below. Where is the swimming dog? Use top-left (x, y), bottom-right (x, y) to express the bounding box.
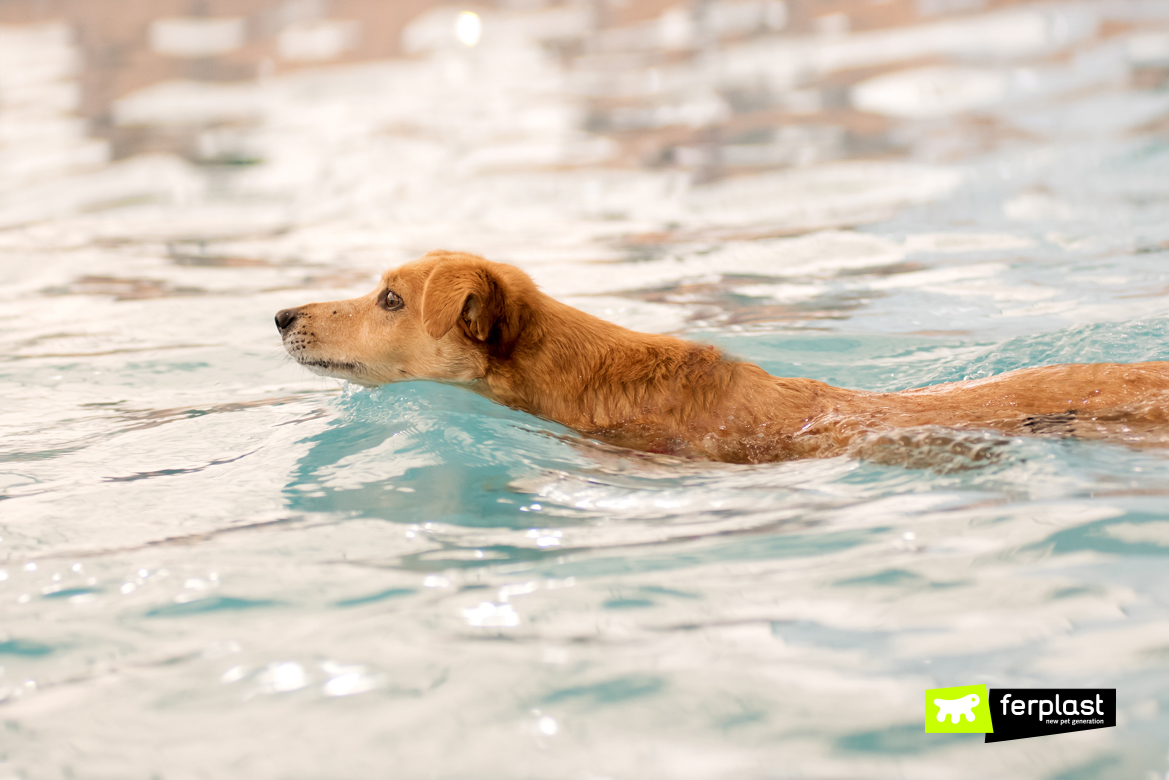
top-left (277, 251), bottom-right (1169, 463)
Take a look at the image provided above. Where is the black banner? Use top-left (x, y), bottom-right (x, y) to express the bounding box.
top-left (985, 689), bottom-right (1116, 743)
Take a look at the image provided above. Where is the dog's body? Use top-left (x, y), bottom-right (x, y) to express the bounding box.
top-left (277, 251), bottom-right (1169, 463)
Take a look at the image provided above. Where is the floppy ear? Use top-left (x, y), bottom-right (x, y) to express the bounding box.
top-left (420, 258), bottom-right (529, 353)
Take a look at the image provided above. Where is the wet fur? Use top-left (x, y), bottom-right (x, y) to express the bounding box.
top-left (278, 251), bottom-right (1169, 464)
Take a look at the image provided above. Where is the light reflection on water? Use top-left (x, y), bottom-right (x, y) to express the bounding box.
top-left (3, 1), bottom-right (1169, 778)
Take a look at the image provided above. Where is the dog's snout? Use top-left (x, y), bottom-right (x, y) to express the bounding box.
top-left (275, 308), bottom-right (301, 332)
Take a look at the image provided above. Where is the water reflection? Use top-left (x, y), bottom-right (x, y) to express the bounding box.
top-left (4, 0), bottom-right (1169, 778)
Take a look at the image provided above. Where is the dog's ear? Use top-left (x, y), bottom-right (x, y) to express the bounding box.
top-left (420, 257), bottom-right (531, 353)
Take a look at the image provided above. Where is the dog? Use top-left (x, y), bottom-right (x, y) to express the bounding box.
top-left (276, 251), bottom-right (1169, 464)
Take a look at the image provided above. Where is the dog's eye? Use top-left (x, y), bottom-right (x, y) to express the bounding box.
top-left (380, 289), bottom-right (404, 312)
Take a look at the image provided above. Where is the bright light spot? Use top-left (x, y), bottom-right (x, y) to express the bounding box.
top-left (526, 528), bottom-right (563, 547)
top-left (463, 601), bottom-right (519, 628)
top-left (120, 582), bottom-right (136, 594)
top-left (324, 672), bottom-right (375, 697)
top-left (221, 665), bottom-right (247, 683)
top-left (423, 574), bottom-right (451, 588)
top-left (455, 11), bottom-right (481, 47)
top-left (498, 581), bottom-right (539, 602)
top-left (538, 715), bottom-right (559, 736)
top-left (258, 661), bottom-right (307, 693)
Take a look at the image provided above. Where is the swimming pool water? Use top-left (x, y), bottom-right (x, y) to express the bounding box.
top-left (4, 4), bottom-right (1169, 778)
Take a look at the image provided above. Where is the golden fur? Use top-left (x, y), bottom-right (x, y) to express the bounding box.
top-left (277, 251), bottom-right (1169, 464)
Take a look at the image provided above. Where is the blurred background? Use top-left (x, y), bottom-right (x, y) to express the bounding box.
top-left (4, 0), bottom-right (1166, 271)
top-left (5, 2), bottom-right (1169, 779)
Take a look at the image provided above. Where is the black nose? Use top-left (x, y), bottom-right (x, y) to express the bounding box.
top-left (275, 308), bottom-right (300, 332)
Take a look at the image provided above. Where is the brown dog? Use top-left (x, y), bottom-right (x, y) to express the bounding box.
top-left (276, 251), bottom-right (1169, 463)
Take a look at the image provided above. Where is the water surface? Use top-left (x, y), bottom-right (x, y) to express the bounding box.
top-left (3, 3), bottom-right (1169, 778)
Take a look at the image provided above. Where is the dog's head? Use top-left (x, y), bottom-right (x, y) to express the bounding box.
top-left (276, 251), bottom-right (537, 387)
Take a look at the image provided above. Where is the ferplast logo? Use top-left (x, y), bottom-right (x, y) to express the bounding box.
top-left (924, 686), bottom-right (1116, 742)
top-left (925, 684), bottom-right (994, 734)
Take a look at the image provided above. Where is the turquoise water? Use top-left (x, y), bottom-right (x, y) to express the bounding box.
top-left (6, 315), bottom-right (1169, 777)
top-left (5, 4), bottom-right (1169, 778)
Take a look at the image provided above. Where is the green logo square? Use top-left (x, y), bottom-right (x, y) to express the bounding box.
top-left (925, 684), bottom-right (994, 733)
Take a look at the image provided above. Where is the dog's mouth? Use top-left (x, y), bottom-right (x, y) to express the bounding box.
top-left (299, 357), bottom-right (363, 372)
top-left (291, 353), bottom-right (367, 380)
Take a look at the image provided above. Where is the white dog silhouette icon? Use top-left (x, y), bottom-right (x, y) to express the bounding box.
top-left (934, 693), bottom-right (980, 723)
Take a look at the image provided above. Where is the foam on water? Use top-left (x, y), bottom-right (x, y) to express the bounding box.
top-left (4, 3), bottom-right (1169, 778)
